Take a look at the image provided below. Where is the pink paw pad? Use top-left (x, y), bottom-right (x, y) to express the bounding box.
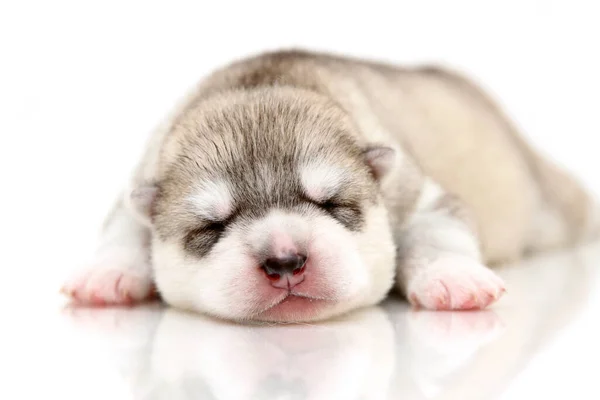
top-left (61, 268), bottom-right (155, 306)
top-left (407, 255), bottom-right (506, 311)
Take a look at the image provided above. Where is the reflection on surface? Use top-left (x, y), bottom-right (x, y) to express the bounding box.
top-left (65, 304), bottom-right (395, 400)
top-left (62, 241), bottom-right (600, 400)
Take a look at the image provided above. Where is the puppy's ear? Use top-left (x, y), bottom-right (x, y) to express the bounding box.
top-left (128, 184), bottom-right (159, 226)
top-left (363, 146), bottom-right (395, 181)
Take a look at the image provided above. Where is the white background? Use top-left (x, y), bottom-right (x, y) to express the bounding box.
top-left (1, 1), bottom-right (599, 399)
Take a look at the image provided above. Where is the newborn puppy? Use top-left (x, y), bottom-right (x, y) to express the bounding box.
top-left (61, 50), bottom-right (599, 322)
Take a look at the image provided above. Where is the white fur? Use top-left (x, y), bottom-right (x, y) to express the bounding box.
top-left (152, 204), bottom-right (396, 322)
top-left (300, 163), bottom-right (347, 202)
top-left (246, 209), bottom-right (310, 256)
top-left (407, 211), bottom-right (481, 260)
top-left (402, 177), bottom-right (481, 260)
top-left (415, 178), bottom-right (445, 212)
top-left (187, 180), bottom-right (233, 221)
top-left (61, 200), bottom-right (154, 303)
top-left (397, 177), bottom-right (504, 310)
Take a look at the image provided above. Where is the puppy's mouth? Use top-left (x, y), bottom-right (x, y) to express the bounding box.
top-left (280, 289), bottom-right (337, 304)
top-left (254, 293), bottom-right (333, 322)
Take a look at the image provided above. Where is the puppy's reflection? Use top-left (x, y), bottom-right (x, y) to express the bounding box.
top-left (152, 307), bottom-right (397, 400)
top-left (373, 299), bottom-right (506, 400)
top-left (384, 240), bottom-right (597, 400)
top-left (63, 240), bottom-right (598, 400)
top-left (64, 305), bottom-right (396, 400)
top-left (64, 303), bottom-right (509, 400)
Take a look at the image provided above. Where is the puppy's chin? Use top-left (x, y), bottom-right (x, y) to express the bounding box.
top-left (252, 294), bottom-right (370, 323)
top-left (151, 217), bottom-right (378, 323)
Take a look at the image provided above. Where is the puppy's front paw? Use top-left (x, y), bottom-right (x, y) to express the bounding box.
top-left (61, 266), bottom-right (155, 306)
top-left (407, 254), bottom-right (506, 311)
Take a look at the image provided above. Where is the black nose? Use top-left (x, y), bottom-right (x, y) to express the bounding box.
top-left (261, 254), bottom-right (307, 277)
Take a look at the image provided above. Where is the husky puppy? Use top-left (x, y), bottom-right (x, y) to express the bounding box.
top-left (61, 50), bottom-right (599, 322)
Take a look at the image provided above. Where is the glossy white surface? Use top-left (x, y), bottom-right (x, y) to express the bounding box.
top-left (3, 240), bottom-right (599, 400)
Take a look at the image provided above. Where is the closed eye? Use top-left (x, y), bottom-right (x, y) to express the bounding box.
top-left (301, 194), bottom-right (364, 232)
top-left (184, 218), bottom-right (231, 257)
top-left (203, 207), bottom-right (240, 232)
top-left (300, 193), bottom-right (339, 209)
top-left (204, 221), bottom-right (226, 232)
top-left (316, 199), bottom-right (338, 210)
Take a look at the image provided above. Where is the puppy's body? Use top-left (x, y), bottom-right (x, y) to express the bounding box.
top-left (63, 50), bottom-right (598, 322)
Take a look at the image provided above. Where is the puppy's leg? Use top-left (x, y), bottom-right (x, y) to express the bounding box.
top-left (395, 178), bottom-right (506, 310)
top-left (61, 194), bottom-right (155, 305)
top-left (60, 81), bottom-right (196, 305)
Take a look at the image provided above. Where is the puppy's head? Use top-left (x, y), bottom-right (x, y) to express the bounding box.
top-left (132, 88), bottom-right (397, 322)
